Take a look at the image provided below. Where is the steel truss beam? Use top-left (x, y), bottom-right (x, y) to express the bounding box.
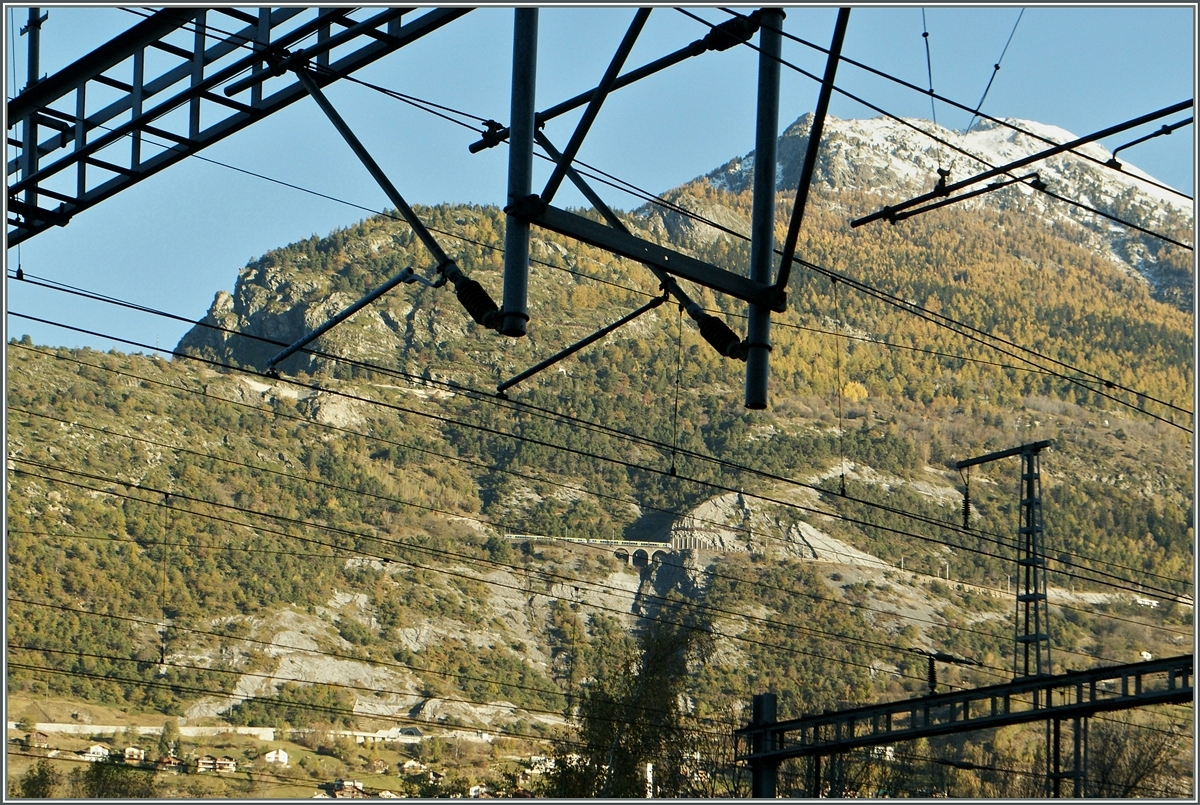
top-left (6, 7), bottom-right (469, 246)
top-left (517, 202), bottom-right (780, 309)
top-left (736, 654), bottom-right (1192, 768)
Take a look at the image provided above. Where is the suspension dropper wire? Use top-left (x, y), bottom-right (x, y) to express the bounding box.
top-left (921, 9), bottom-right (937, 127)
top-left (965, 7), bottom-right (1025, 133)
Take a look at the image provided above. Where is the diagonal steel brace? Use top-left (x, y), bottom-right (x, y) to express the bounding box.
top-left (535, 131), bottom-right (748, 361)
top-left (497, 292), bottom-right (669, 394)
top-left (540, 8), bottom-right (651, 205)
top-left (264, 66), bottom-right (501, 369)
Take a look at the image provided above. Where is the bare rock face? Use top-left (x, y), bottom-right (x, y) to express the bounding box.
top-left (176, 257), bottom-right (412, 374)
top-left (668, 486), bottom-right (898, 567)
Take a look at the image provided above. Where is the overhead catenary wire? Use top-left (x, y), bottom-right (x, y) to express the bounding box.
top-left (9, 14), bottom-right (1190, 585)
top-left (31, 79), bottom-right (1192, 429)
top-left (964, 8), bottom-right (1025, 134)
top-left (920, 9), bottom-right (937, 127)
top-left (390, 78), bottom-right (1197, 421)
top-left (16, 374), bottom-right (1190, 642)
top-left (10, 274), bottom-right (1192, 591)
top-left (17, 397), bottom-right (1099, 650)
top-left (8, 323), bottom-right (1175, 608)
top-left (0, 438), bottom-right (1029, 654)
top-left (14, 7), bottom-right (1195, 748)
top-left (26, 9), bottom-right (1194, 427)
top-left (15, 265), bottom-right (1173, 520)
top-left (120, 0), bottom-right (1195, 213)
top-left (9, 369), bottom-right (1185, 710)
top-left (10, 318), bottom-right (1190, 604)
top-left (9, 330), bottom-right (1190, 605)
top-left (10, 459), bottom-right (1006, 683)
top-left (47, 523), bottom-right (1169, 657)
top-left (679, 7), bottom-right (1194, 250)
top-left (0, 295), bottom-right (1040, 555)
top-left (714, 7), bottom-right (1191, 202)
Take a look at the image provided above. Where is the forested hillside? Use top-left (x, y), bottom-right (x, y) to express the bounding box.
top-left (7, 113), bottom-right (1193, 797)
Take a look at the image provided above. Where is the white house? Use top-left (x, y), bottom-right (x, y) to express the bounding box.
top-left (265, 748), bottom-right (289, 766)
top-left (80, 745), bottom-right (110, 762)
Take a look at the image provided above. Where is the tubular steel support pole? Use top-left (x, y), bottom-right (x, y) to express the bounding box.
top-left (744, 8), bottom-right (784, 410)
top-left (1079, 716), bottom-right (1088, 798)
top-left (24, 8), bottom-right (45, 92)
top-left (750, 693), bottom-right (778, 798)
top-left (501, 8), bottom-right (538, 337)
top-left (1072, 716), bottom-right (1083, 797)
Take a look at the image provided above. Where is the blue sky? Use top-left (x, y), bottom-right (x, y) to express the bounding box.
top-left (4, 5), bottom-right (1195, 352)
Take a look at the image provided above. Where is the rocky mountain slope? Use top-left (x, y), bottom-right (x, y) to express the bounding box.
top-left (8, 113), bottom-right (1193, 795)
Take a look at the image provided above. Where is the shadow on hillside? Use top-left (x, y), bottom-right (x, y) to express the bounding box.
top-left (622, 510), bottom-right (675, 543)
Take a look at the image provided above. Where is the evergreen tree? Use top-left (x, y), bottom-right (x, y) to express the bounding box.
top-left (18, 760), bottom-right (61, 798)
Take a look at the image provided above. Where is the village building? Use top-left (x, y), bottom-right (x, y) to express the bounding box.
top-left (79, 744), bottom-right (110, 762)
top-left (332, 779), bottom-right (367, 799)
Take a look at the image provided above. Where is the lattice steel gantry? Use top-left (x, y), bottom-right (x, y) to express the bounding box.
top-left (957, 439), bottom-right (1054, 679)
top-left (8, 6), bottom-right (850, 410)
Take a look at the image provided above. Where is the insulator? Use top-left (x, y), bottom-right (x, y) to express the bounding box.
top-left (453, 277), bottom-right (499, 329)
top-left (962, 495), bottom-right (971, 529)
top-left (698, 314), bottom-right (746, 360)
top-left (928, 655), bottom-right (937, 693)
top-left (702, 9), bottom-right (762, 52)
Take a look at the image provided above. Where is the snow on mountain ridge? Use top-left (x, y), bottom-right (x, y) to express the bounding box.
top-left (683, 113), bottom-right (1193, 310)
top-left (708, 114), bottom-right (1191, 216)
